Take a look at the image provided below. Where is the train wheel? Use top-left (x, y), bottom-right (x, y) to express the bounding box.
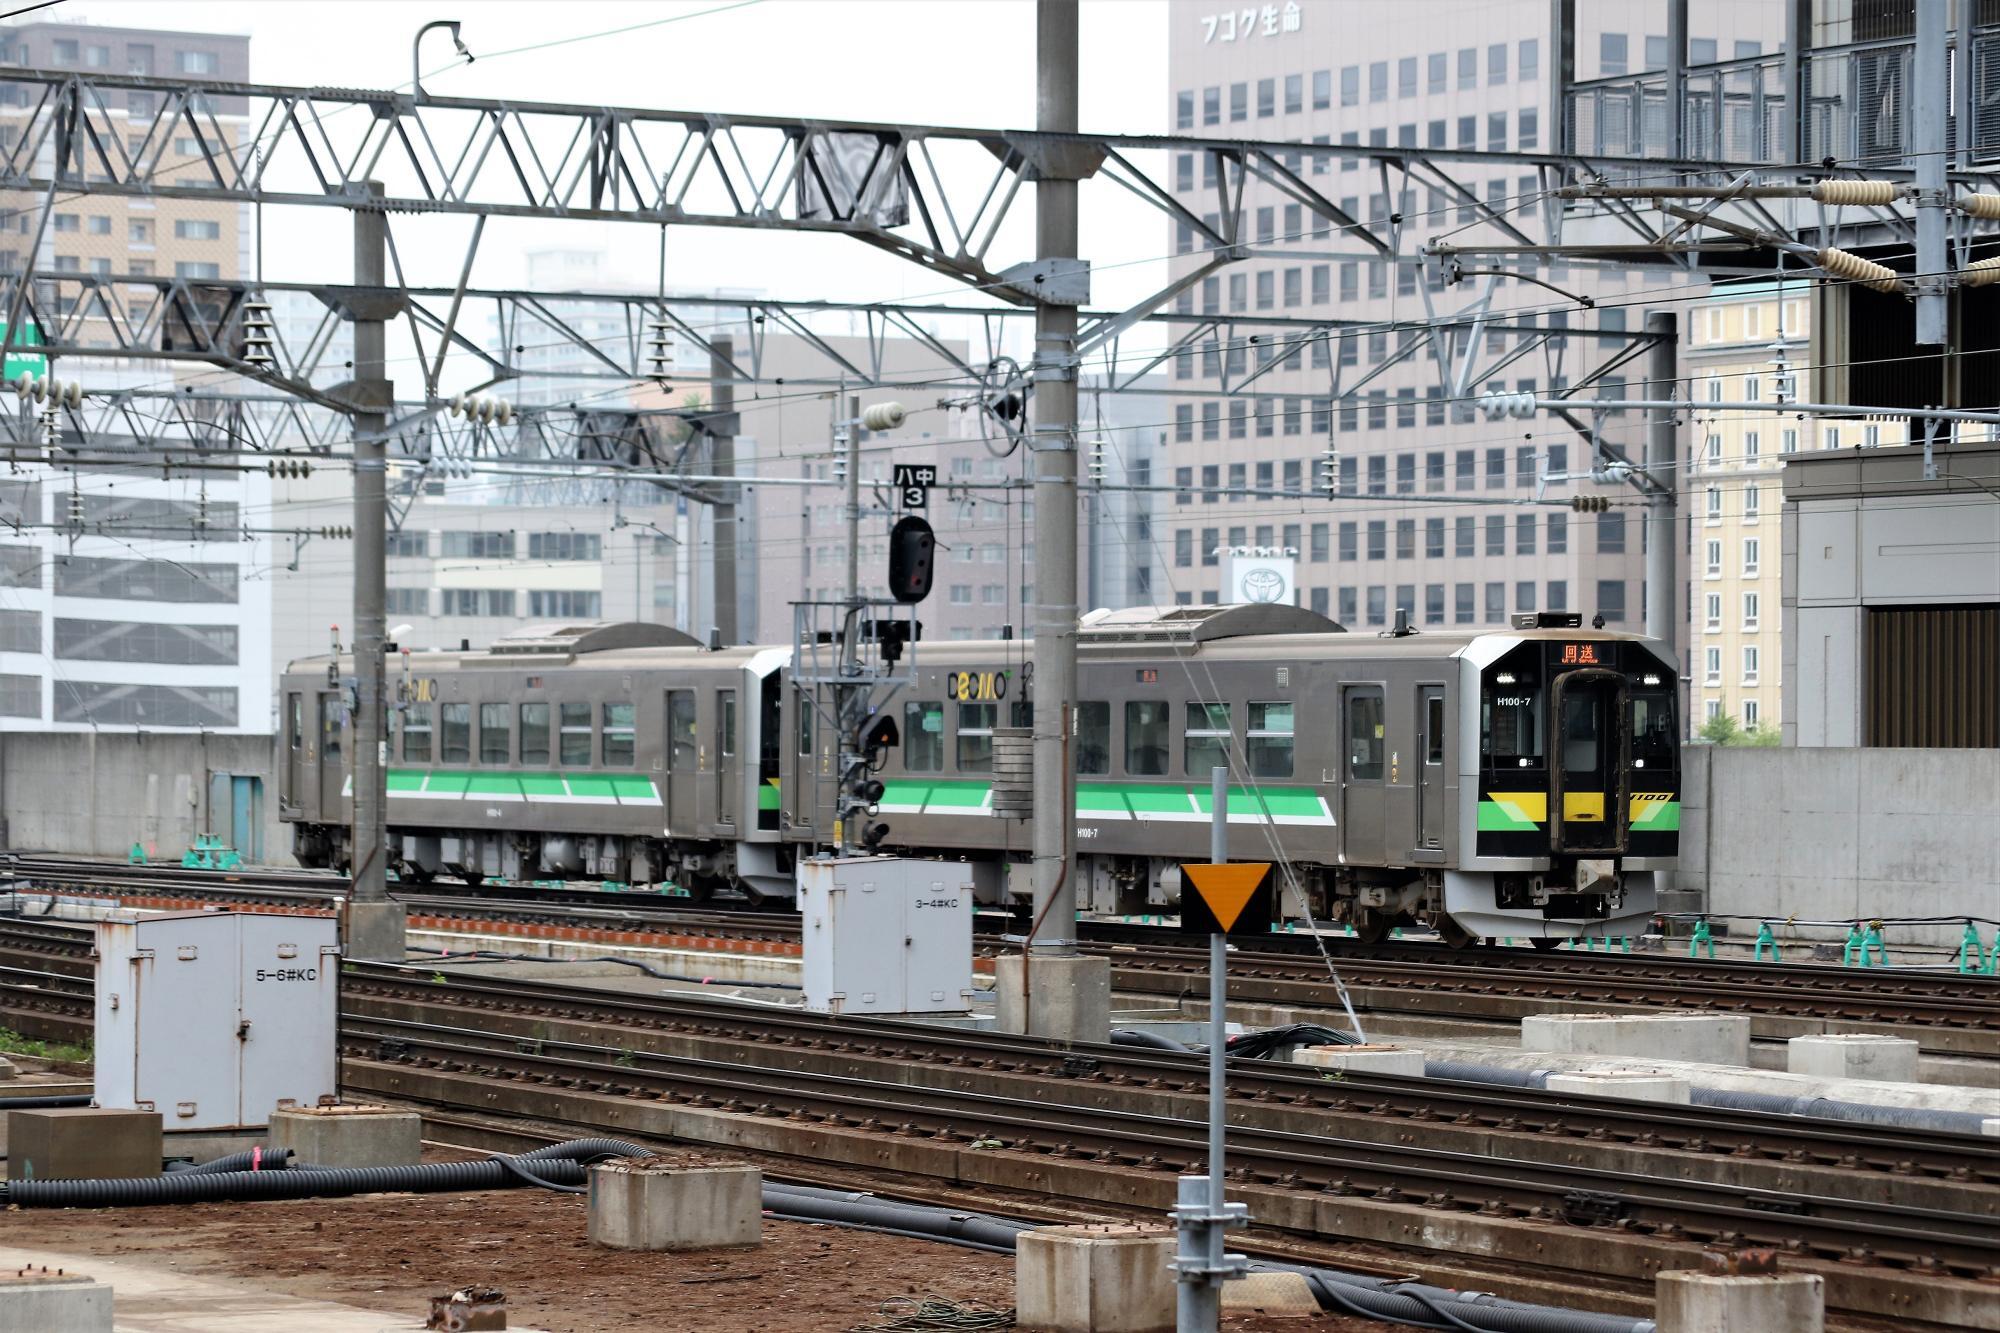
top-left (1352, 910), bottom-right (1392, 945)
top-left (1434, 916), bottom-right (1477, 950)
top-left (1529, 937), bottom-right (1560, 951)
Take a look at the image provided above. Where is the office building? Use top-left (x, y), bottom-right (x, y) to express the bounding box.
top-left (1162, 0), bottom-right (1780, 650)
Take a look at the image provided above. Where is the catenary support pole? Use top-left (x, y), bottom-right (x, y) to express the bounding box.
top-left (710, 334), bottom-right (737, 643)
top-left (345, 181), bottom-right (405, 960)
top-left (1002, 0), bottom-right (1111, 1045)
top-left (1914, 0), bottom-right (1949, 347)
top-left (1643, 311), bottom-right (1679, 663)
top-left (1028, 0), bottom-right (1080, 958)
top-left (1664, 0), bottom-right (1687, 158)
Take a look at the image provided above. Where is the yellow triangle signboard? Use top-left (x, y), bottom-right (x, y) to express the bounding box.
top-left (1180, 862), bottom-right (1274, 936)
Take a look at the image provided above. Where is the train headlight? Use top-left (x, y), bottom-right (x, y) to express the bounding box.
top-left (1495, 672), bottom-right (1516, 684)
top-left (1642, 674), bottom-right (1662, 686)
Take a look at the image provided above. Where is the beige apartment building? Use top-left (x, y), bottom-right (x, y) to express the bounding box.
top-left (1163, 0), bottom-right (1781, 656)
top-left (0, 21), bottom-right (249, 300)
top-left (1683, 280), bottom-right (1811, 736)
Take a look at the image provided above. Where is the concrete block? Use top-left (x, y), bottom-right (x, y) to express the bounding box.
top-left (1015, 1224), bottom-right (1174, 1333)
top-left (1294, 1044), bottom-right (1426, 1077)
top-left (342, 899), bottom-right (408, 963)
top-left (267, 1105), bottom-right (421, 1168)
top-left (6, 1108), bottom-right (161, 1181)
top-left (993, 954), bottom-right (1111, 1045)
top-left (588, 1156), bottom-right (761, 1251)
top-left (1521, 1011), bottom-right (1751, 1067)
top-left (0, 1267), bottom-right (113, 1333)
top-left (1545, 1071), bottom-right (1693, 1104)
top-left (1786, 1033), bottom-right (1919, 1083)
top-left (1221, 1270), bottom-right (1318, 1315)
top-left (1655, 1270), bottom-right (1823, 1333)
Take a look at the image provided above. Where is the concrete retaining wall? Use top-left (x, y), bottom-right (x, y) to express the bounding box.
top-left (1674, 747), bottom-right (2000, 947)
top-left (0, 731), bottom-right (284, 864)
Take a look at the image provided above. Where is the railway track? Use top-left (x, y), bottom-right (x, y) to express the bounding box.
top-left (9, 856), bottom-right (2000, 1044)
top-left (7, 941), bottom-right (1998, 1324)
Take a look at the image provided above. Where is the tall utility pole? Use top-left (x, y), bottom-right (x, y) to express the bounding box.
top-left (996, 0), bottom-right (1110, 1043)
top-left (1913, 0), bottom-right (1949, 348)
top-left (710, 334), bottom-right (738, 642)
top-left (344, 180), bottom-right (406, 961)
top-left (1643, 311), bottom-right (1678, 659)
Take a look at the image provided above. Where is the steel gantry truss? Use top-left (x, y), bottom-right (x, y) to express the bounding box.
top-left (0, 65), bottom-right (1978, 303)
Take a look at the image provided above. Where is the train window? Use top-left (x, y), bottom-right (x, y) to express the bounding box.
top-left (1425, 695), bottom-right (1445, 765)
top-left (1346, 690), bottom-right (1384, 781)
top-left (1246, 701), bottom-right (1294, 778)
top-left (1560, 693), bottom-right (1601, 773)
top-left (402, 702), bottom-right (431, 762)
top-left (796, 688), bottom-right (814, 756)
top-left (904, 701), bottom-right (943, 771)
top-left (719, 691), bottom-right (737, 760)
top-left (664, 692), bottom-right (695, 772)
top-left (1629, 688), bottom-right (1675, 770)
top-left (660, 696), bottom-right (692, 768)
top-left (441, 702), bottom-right (471, 763)
top-left (957, 702), bottom-right (997, 772)
top-left (1075, 701), bottom-right (1110, 775)
top-left (479, 703), bottom-right (510, 764)
top-left (1481, 681), bottom-right (1543, 768)
top-left (1184, 702), bottom-right (1231, 777)
top-left (559, 703), bottom-right (592, 765)
top-left (321, 695), bottom-right (343, 760)
top-left (519, 703), bottom-right (550, 766)
top-left (1125, 701), bottom-right (1169, 775)
top-left (288, 693), bottom-right (302, 753)
top-left (604, 702), bottom-right (637, 766)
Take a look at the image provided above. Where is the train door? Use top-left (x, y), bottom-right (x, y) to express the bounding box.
top-left (316, 691), bottom-right (345, 822)
top-left (1414, 684), bottom-right (1446, 857)
top-left (285, 692), bottom-right (304, 813)
top-left (1340, 684), bottom-right (1386, 864)
top-left (1551, 669), bottom-right (1626, 853)
top-left (715, 689), bottom-right (737, 827)
top-left (663, 689), bottom-right (697, 832)
top-left (758, 673), bottom-right (782, 832)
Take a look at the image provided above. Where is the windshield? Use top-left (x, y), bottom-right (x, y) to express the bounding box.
top-left (1481, 678), bottom-right (1543, 769)
top-left (1629, 689), bottom-right (1676, 771)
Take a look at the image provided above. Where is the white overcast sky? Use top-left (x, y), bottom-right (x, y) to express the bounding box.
top-left (43, 0), bottom-right (1171, 319)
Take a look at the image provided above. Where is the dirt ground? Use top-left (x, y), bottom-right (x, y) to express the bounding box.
top-left (2, 1185), bottom-right (1386, 1332)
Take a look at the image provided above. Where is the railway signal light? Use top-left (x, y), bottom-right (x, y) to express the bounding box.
top-left (887, 514), bottom-right (935, 604)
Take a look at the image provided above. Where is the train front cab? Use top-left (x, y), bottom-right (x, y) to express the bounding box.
top-left (1444, 622), bottom-right (1679, 943)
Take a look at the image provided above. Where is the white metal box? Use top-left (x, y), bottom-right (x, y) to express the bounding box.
top-left (796, 857), bottom-right (974, 1015)
top-left (94, 911), bottom-right (340, 1130)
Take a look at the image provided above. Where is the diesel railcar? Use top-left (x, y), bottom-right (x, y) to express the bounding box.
top-left (278, 604), bottom-right (1680, 943)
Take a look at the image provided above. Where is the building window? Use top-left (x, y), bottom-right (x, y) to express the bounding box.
top-left (1600, 32), bottom-right (1628, 76)
top-left (1705, 593), bottom-right (1722, 631)
top-left (174, 261), bottom-right (221, 280)
top-left (528, 590), bottom-right (601, 619)
top-left (1743, 592), bottom-right (1761, 630)
top-left (1547, 580), bottom-right (1567, 611)
top-left (1458, 47), bottom-right (1476, 89)
top-left (1705, 647), bottom-right (1722, 684)
top-left (1516, 581), bottom-right (1537, 612)
top-left (177, 49), bottom-right (221, 75)
top-left (1547, 513), bottom-right (1567, 553)
top-left (1485, 515), bottom-right (1505, 557)
top-left (1369, 60), bottom-right (1388, 102)
top-left (1366, 521), bottom-right (1385, 560)
top-left (1596, 580), bottom-right (1627, 623)
top-left (1743, 699), bottom-right (1760, 727)
top-left (1283, 72), bottom-right (1302, 114)
top-left (1742, 646), bottom-right (1761, 685)
top-left (1425, 518), bottom-right (1445, 558)
top-left (1454, 516), bottom-right (1473, 558)
top-left (1743, 538), bottom-right (1760, 575)
top-left (174, 219), bottom-right (221, 240)
top-left (1454, 584), bottom-right (1474, 624)
top-left (1256, 77), bottom-right (1274, 117)
top-left (1175, 90), bottom-right (1194, 130)
top-left (1488, 42), bottom-right (1508, 84)
top-left (1229, 82), bottom-right (1247, 121)
top-left (1706, 486), bottom-right (1723, 521)
top-left (1425, 584), bottom-right (1445, 624)
top-left (1744, 485), bottom-right (1761, 520)
top-left (1706, 539), bottom-right (1722, 577)
top-left (1596, 510), bottom-right (1625, 554)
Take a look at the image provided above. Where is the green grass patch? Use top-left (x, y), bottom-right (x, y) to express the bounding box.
top-left (0, 1027), bottom-right (92, 1065)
